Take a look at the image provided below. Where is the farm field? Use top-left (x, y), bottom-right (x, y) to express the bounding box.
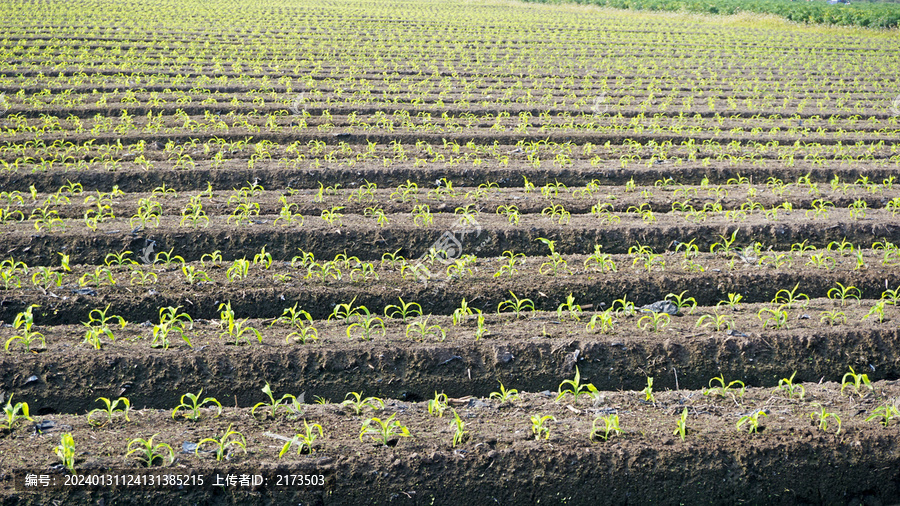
top-left (1, 0), bottom-right (900, 504)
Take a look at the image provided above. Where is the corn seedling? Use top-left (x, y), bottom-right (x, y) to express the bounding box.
top-left (181, 265), bottom-right (212, 285)
top-left (737, 410), bottom-right (767, 433)
top-left (360, 414), bottom-right (411, 446)
top-left (346, 307), bottom-right (385, 340)
top-left (641, 377), bottom-right (656, 402)
top-left (79, 266), bottom-right (116, 288)
top-left (127, 435), bottom-right (175, 467)
top-left (200, 250), bottom-right (223, 267)
top-left (329, 296), bottom-right (360, 323)
top-left (384, 297), bottom-right (422, 322)
top-left (196, 424), bottom-right (246, 461)
top-left (865, 401), bottom-right (900, 427)
top-left (717, 293), bottom-right (743, 310)
top-left (696, 311), bottom-right (735, 331)
top-left (150, 306), bottom-right (193, 349)
top-left (451, 298), bottom-right (475, 325)
top-left (31, 267), bottom-right (65, 289)
top-left (665, 291), bottom-right (697, 315)
top-left (343, 392), bottom-right (385, 415)
top-left (226, 258), bottom-right (251, 282)
top-left (172, 390), bottom-right (223, 421)
top-left (584, 245), bottom-right (617, 272)
top-left (556, 367), bottom-right (598, 405)
top-left (450, 410), bottom-right (469, 447)
top-left (537, 238), bottom-right (572, 276)
top-left (428, 392), bottom-right (449, 417)
top-left (531, 414), bottom-right (556, 440)
top-left (556, 293), bottom-right (582, 321)
top-left (404, 316), bottom-right (444, 341)
top-left (841, 367), bottom-right (873, 397)
top-left (87, 396), bottom-right (131, 426)
top-left (820, 309), bottom-right (847, 326)
top-left (674, 407), bottom-right (689, 441)
top-left (638, 312), bottom-right (670, 332)
top-left (411, 203), bottom-right (433, 226)
top-left (5, 305), bottom-right (46, 353)
top-left (3, 394), bottom-right (32, 429)
top-left (496, 204), bottom-right (520, 225)
top-left (252, 246), bottom-right (273, 269)
top-left (251, 382), bottom-right (299, 419)
top-left (775, 371), bottom-right (806, 399)
top-left (863, 301), bottom-right (887, 323)
top-left (809, 404), bottom-right (841, 434)
top-left (55, 433), bottom-right (76, 473)
top-left (586, 310), bottom-right (616, 333)
top-left (130, 268), bottom-right (158, 286)
top-left (611, 295), bottom-right (637, 316)
top-left (497, 291), bottom-right (534, 319)
top-left (772, 283), bottom-right (809, 308)
top-left (489, 382), bottom-right (519, 404)
top-left (758, 305), bottom-right (790, 330)
top-left (279, 420), bottom-right (324, 456)
top-left (704, 375), bottom-right (745, 398)
top-left (590, 414), bottom-right (622, 442)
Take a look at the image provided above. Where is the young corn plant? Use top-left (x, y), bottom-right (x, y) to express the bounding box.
top-left (737, 410), bottom-right (767, 434)
top-left (865, 401), bottom-right (900, 427)
top-left (556, 367), bottom-right (598, 405)
top-left (772, 283), bottom-right (809, 309)
top-left (87, 396), bottom-right (131, 426)
top-left (696, 311), bottom-right (735, 331)
top-left (384, 297), bottom-right (422, 322)
top-left (673, 407), bottom-right (689, 441)
top-left (172, 390), bottom-right (223, 421)
top-left (556, 293), bottom-right (582, 322)
top-left (81, 305), bottom-right (127, 349)
top-left (717, 293), bottom-right (743, 311)
top-left (489, 382), bottom-right (519, 404)
top-left (583, 245), bottom-right (617, 272)
top-left (251, 382), bottom-right (299, 419)
top-left (342, 392), bottom-right (385, 415)
top-left (5, 305), bottom-right (46, 352)
top-left (279, 420), bottom-right (324, 456)
top-left (451, 298), bottom-right (475, 325)
top-left (220, 312), bottom-right (263, 346)
top-left (841, 367), bottom-right (873, 397)
top-left (346, 307), bottom-right (386, 340)
top-left (450, 410), bottom-right (469, 447)
top-left (641, 377), bottom-right (656, 402)
top-left (590, 414), bottom-right (623, 442)
top-left (537, 238), bottom-right (572, 276)
top-left (226, 258), bottom-right (251, 282)
top-left (775, 372), bottom-right (805, 399)
top-left (758, 305), bottom-right (790, 330)
top-left (863, 301), bottom-right (888, 323)
top-left (704, 375), bottom-right (745, 399)
top-left (151, 306), bottom-right (193, 349)
top-left (3, 394), bottom-right (33, 430)
top-left (405, 316), bottom-right (446, 342)
top-left (196, 424), bottom-right (246, 461)
top-left (586, 310), bottom-right (616, 334)
top-left (55, 433), bottom-right (77, 474)
top-left (360, 414), bottom-right (411, 446)
top-left (531, 414), bottom-right (556, 440)
top-left (497, 291), bottom-right (534, 319)
top-left (127, 435), bottom-right (175, 467)
top-left (329, 296), bottom-right (361, 324)
top-left (428, 392), bottom-right (449, 417)
top-left (809, 404), bottom-right (841, 434)
top-left (637, 312), bottom-right (670, 332)
top-left (820, 309), bottom-right (847, 326)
